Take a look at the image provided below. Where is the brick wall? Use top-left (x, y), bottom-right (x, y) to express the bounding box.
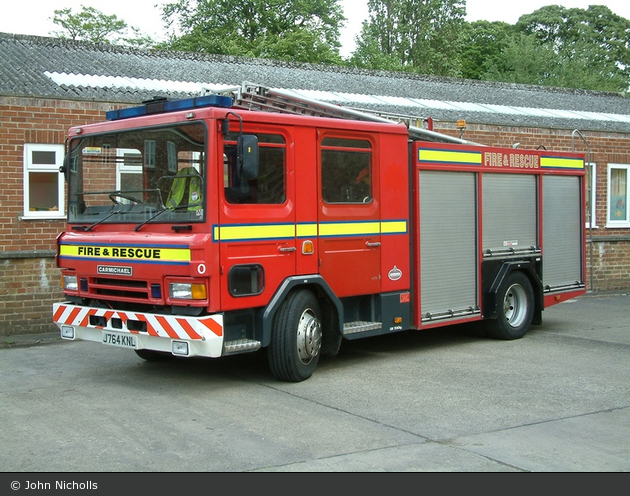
top-left (588, 239), bottom-right (630, 291)
top-left (0, 97), bottom-right (116, 252)
top-left (0, 256), bottom-right (62, 336)
top-left (0, 97), bottom-right (120, 336)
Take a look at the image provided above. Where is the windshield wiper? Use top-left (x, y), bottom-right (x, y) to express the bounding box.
top-left (82, 209), bottom-right (124, 232)
top-left (134, 204), bottom-right (191, 232)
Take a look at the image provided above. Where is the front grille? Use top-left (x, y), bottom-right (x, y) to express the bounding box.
top-left (89, 276), bottom-right (152, 302)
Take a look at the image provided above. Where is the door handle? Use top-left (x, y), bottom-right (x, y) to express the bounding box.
top-left (366, 242), bottom-right (381, 248)
top-left (279, 246), bottom-right (297, 253)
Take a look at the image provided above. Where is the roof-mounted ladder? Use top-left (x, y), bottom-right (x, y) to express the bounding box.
top-left (226, 82), bottom-right (480, 145)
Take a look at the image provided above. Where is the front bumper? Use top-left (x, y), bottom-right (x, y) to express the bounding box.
top-left (52, 302), bottom-right (224, 358)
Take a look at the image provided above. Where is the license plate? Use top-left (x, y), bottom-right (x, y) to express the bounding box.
top-left (102, 331), bottom-right (137, 349)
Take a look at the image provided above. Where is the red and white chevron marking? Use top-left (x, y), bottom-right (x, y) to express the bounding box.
top-left (52, 303), bottom-right (222, 341)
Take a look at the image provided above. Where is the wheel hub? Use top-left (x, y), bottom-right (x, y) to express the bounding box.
top-left (503, 283), bottom-right (527, 328)
top-left (296, 310), bottom-right (322, 364)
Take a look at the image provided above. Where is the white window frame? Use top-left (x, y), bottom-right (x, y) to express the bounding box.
top-left (22, 143), bottom-right (65, 220)
top-left (115, 149), bottom-right (142, 189)
top-left (585, 162), bottom-right (597, 228)
top-left (606, 163), bottom-right (630, 228)
top-left (144, 140), bottom-right (156, 168)
top-left (115, 149), bottom-right (143, 204)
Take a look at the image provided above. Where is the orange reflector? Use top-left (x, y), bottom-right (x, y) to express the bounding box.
top-left (191, 284), bottom-right (207, 300)
top-left (302, 240), bottom-right (314, 254)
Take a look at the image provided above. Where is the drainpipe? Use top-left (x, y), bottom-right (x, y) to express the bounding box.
top-left (572, 129), bottom-right (593, 292)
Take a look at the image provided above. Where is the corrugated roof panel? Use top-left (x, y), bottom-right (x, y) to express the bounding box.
top-left (369, 94), bottom-right (425, 106)
top-left (444, 101), bottom-right (496, 112)
top-left (45, 72), bottom-right (239, 95)
top-left (407, 98), bottom-right (463, 110)
top-left (282, 88), bottom-right (356, 104)
top-left (327, 92), bottom-right (382, 104)
top-left (480, 104), bottom-right (533, 115)
top-left (41, 71), bottom-right (630, 127)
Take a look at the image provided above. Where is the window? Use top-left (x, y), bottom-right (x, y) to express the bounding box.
top-left (23, 144), bottom-right (65, 219)
top-left (115, 149), bottom-right (142, 203)
top-left (585, 162), bottom-right (597, 228)
top-left (66, 123), bottom-right (207, 225)
top-left (607, 163), bottom-right (630, 227)
top-left (321, 137), bottom-right (372, 203)
top-left (224, 133), bottom-right (286, 204)
top-left (144, 140), bottom-right (156, 168)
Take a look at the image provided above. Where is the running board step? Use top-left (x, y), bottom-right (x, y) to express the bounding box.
top-left (224, 339), bottom-right (261, 355)
top-left (343, 321), bottom-right (382, 335)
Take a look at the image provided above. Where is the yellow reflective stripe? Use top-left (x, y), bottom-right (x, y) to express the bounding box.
top-left (218, 224), bottom-right (295, 241)
top-left (419, 148), bottom-right (482, 165)
top-left (215, 221), bottom-right (408, 241)
top-left (541, 157), bottom-right (584, 169)
top-left (297, 223), bottom-right (318, 237)
top-left (319, 221), bottom-right (381, 237)
top-left (381, 220), bottom-right (407, 234)
top-left (158, 248), bottom-right (191, 261)
top-left (58, 244), bottom-right (190, 262)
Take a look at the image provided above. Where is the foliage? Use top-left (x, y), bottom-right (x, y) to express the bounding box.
top-left (50, 5), bottom-right (154, 47)
top-left (481, 32), bottom-right (627, 93)
top-left (510, 5), bottom-right (630, 93)
top-left (348, 0), bottom-right (467, 77)
top-left (160, 0), bottom-right (345, 64)
top-left (459, 20), bottom-right (515, 80)
top-left (47, 2), bottom-right (630, 93)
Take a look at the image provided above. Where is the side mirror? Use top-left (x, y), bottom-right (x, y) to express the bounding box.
top-left (238, 135), bottom-right (259, 180)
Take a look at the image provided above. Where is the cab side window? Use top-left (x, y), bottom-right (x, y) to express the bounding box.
top-left (224, 133), bottom-right (286, 204)
top-left (321, 138), bottom-right (372, 203)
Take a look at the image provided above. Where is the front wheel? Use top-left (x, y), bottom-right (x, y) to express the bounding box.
top-left (268, 289), bottom-right (322, 382)
top-left (483, 271), bottom-right (534, 340)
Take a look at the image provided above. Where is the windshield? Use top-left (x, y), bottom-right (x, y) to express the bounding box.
top-left (66, 123), bottom-right (206, 227)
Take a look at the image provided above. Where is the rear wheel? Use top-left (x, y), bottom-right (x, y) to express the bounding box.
top-left (484, 271), bottom-right (534, 340)
top-left (268, 289), bottom-right (322, 382)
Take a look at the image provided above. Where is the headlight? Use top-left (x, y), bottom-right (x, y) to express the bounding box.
top-left (169, 282), bottom-right (207, 300)
top-left (63, 275), bottom-right (78, 291)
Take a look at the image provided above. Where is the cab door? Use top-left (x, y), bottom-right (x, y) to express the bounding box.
top-left (317, 134), bottom-right (381, 297)
top-left (219, 127), bottom-right (296, 311)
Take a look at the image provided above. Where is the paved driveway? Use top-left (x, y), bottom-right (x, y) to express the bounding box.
top-left (1, 293), bottom-right (628, 472)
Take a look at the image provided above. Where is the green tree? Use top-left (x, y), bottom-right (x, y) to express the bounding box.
top-left (509, 5), bottom-right (630, 93)
top-left (459, 20), bottom-right (514, 80)
top-left (51, 5), bottom-right (154, 47)
top-left (482, 33), bottom-right (558, 86)
top-left (161, 0), bottom-right (345, 64)
top-left (349, 0), bottom-right (466, 77)
top-left (482, 33), bottom-right (627, 93)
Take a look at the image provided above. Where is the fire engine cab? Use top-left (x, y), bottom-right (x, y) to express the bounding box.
top-left (53, 83), bottom-right (587, 382)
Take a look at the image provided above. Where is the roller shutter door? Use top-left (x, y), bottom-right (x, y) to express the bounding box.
top-left (482, 174), bottom-right (537, 254)
top-left (542, 175), bottom-right (583, 290)
top-left (419, 170), bottom-right (479, 320)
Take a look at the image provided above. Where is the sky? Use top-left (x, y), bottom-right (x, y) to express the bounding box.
top-left (1, 0), bottom-right (629, 57)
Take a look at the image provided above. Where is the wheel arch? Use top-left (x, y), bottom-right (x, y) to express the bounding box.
top-left (258, 275), bottom-right (343, 348)
top-left (482, 259), bottom-right (543, 325)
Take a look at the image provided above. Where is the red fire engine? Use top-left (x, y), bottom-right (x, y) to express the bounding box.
top-left (52, 83), bottom-right (587, 382)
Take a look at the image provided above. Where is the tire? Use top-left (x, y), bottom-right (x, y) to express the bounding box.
top-left (483, 271), bottom-right (534, 340)
top-left (268, 289), bottom-right (322, 382)
top-left (134, 349), bottom-right (171, 361)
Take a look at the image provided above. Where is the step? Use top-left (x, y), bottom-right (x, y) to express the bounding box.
top-left (224, 339), bottom-right (261, 355)
top-left (343, 321), bottom-right (382, 335)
